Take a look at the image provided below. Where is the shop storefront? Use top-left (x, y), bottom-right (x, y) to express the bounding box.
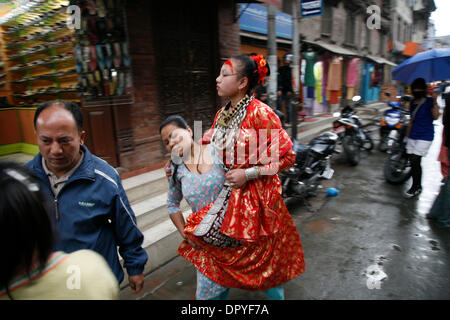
top-left (238, 3), bottom-right (293, 69)
top-left (301, 40), bottom-right (360, 114)
top-left (0, 0), bottom-right (236, 176)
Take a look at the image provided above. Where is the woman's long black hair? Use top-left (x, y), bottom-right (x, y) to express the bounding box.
top-left (159, 115), bottom-right (190, 184)
top-left (231, 54), bottom-right (271, 95)
top-left (0, 162), bottom-right (54, 299)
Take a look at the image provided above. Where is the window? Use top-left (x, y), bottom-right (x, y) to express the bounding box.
top-left (404, 22), bottom-right (408, 42)
top-left (366, 29), bottom-right (372, 52)
top-left (345, 10), bottom-right (355, 45)
top-left (321, 3), bottom-right (333, 36)
top-left (379, 33), bottom-right (385, 55)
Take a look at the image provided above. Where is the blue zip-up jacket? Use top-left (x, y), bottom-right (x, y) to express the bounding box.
top-left (25, 145), bottom-right (148, 284)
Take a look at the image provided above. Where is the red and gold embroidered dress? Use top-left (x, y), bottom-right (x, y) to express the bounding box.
top-left (179, 98), bottom-right (305, 290)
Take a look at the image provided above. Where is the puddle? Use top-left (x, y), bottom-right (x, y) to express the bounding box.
top-left (364, 264), bottom-right (388, 290)
top-left (305, 220), bottom-right (336, 234)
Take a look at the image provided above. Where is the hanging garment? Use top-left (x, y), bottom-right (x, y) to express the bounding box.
top-left (302, 51), bottom-right (317, 87)
top-left (329, 90), bottom-right (339, 104)
top-left (322, 59), bottom-right (329, 104)
top-left (314, 62), bottom-right (323, 104)
top-left (307, 86), bottom-right (315, 99)
top-left (346, 87), bottom-right (355, 100)
top-left (346, 57), bottom-right (360, 87)
top-left (327, 57), bottom-right (342, 91)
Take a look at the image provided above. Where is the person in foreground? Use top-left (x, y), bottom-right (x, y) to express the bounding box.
top-left (0, 162), bottom-right (119, 299)
top-left (25, 101), bottom-right (148, 293)
top-left (163, 54), bottom-right (305, 300)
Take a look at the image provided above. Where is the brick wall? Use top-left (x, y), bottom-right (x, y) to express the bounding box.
top-left (120, 0), bottom-right (165, 174)
top-left (217, 1), bottom-right (241, 61)
top-left (117, 0), bottom-right (240, 176)
top-left (216, 1), bottom-right (241, 107)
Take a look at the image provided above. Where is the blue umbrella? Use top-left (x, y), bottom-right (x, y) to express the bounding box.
top-left (392, 48), bottom-right (450, 84)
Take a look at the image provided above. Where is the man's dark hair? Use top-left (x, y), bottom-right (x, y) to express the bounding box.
top-left (33, 101), bottom-right (83, 133)
top-left (0, 161), bottom-right (55, 299)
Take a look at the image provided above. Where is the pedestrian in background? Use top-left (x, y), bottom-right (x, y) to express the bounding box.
top-left (427, 85), bottom-right (450, 227)
top-left (404, 78), bottom-right (440, 198)
top-left (25, 101), bottom-right (148, 293)
top-left (0, 162), bottom-right (119, 299)
top-left (277, 53), bottom-right (293, 124)
top-left (165, 54), bottom-right (305, 300)
top-left (438, 85), bottom-right (450, 180)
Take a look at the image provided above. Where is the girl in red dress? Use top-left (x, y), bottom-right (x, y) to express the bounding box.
top-left (176, 54), bottom-right (305, 299)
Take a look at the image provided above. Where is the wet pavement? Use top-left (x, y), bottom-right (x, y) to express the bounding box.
top-left (121, 116), bottom-right (450, 300)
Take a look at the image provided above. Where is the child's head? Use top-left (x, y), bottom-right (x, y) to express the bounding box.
top-left (0, 162), bottom-right (54, 298)
top-left (216, 54), bottom-right (270, 97)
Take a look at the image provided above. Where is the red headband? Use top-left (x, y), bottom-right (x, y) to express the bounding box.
top-left (224, 59), bottom-right (234, 73)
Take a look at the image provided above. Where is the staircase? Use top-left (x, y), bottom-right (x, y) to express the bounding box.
top-left (119, 168), bottom-right (192, 288)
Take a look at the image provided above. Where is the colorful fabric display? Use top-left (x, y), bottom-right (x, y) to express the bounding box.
top-left (314, 62), bottom-right (323, 104)
top-left (302, 50), bottom-right (317, 87)
top-left (329, 90), bottom-right (339, 104)
top-left (346, 86), bottom-right (355, 100)
top-left (327, 57), bottom-right (342, 91)
top-left (346, 57), bottom-right (360, 87)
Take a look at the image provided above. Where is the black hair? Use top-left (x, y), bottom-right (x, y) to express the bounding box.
top-left (0, 162), bottom-right (54, 299)
top-left (159, 115), bottom-right (189, 134)
top-left (159, 115), bottom-right (190, 185)
top-left (411, 78), bottom-right (427, 91)
top-left (33, 101), bottom-right (83, 133)
top-left (231, 54), bottom-right (271, 95)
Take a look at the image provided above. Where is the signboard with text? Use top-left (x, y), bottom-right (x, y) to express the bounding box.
top-left (238, 3), bottom-right (292, 40)
top-left (300, 0), bottom-right (323, 18)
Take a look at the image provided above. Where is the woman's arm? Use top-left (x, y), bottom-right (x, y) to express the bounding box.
top-left (167, 165), bottom-right (184, 237)
top-left (170, 211), bottom-right (186, 238)
top-left (225, 106), bottom-right (296, 188)
top-left (432, 98), bottom-right (440, 120)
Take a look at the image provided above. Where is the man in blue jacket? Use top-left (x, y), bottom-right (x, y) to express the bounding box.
top-left (26, 101), bottom-right (148, 293)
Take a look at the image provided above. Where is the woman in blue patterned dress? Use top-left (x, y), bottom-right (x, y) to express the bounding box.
top-left (159, 115), bottom-right (286, 300)
top-left (159, 115), bottom-right (228, 299)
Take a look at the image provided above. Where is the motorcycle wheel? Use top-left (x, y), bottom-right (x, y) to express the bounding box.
top-left (378, 133), bottom-right (388, 152)
top-left (343, 135), bottom-right (361, 166)
top-left (362, 130), bottom-right (374, 151)
top-left (384, 152), bottom-right (412, 184)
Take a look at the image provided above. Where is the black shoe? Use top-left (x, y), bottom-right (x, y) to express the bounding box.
top-left (404, 187), bottom-right (422, 198)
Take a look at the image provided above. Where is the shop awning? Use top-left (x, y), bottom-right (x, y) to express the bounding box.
top-left (256, 0), bottom-right (282, 8)
top-left (239, 31), bottom-right (293, 45)
top-left (367, 55), bottom-right (397, 67)
top-left (303, 40), bottom-right (359, 57)
top-left (402, 41), bottom-right (424, 56)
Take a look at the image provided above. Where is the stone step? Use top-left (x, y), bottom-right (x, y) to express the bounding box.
top-left (297, 117), bottom-right (338, 143)
top-left (132, 192), bottom-right (190, 231)
top-left (122, 169), bottom-right (168, 205)
top-left (119, 209), bottom-right (191, 289)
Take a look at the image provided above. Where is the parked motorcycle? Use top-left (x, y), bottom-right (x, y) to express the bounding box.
top-left (378, 92), bottom-right (410, 152)
top-left (279, 132), bottom-right (339, 204)
top-left (383, 97), bottom-right (413, 184)
top-left (332, 96), bottom-right (374, 166)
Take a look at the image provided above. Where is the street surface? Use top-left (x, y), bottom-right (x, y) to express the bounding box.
top-left (121, 116), bottom-right (450, 300)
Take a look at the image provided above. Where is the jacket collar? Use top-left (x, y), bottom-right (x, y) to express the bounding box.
top-left (30, 145), bottom-right (96, 183)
